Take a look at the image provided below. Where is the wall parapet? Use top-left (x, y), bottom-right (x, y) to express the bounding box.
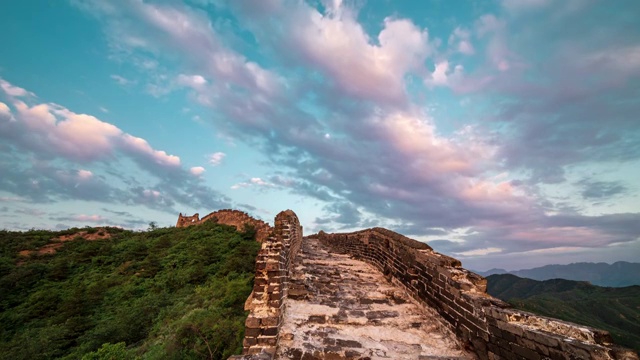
top-left (314, 228), bottom-right (638, 360)
top-left (229, 210), bottom-right (302, 360)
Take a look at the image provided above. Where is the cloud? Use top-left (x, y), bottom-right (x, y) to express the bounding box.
top-left (455, 247), bottom-right (503, 257)
top-left (208, 151), bottom-right (226, 166)
top-left (448, 27), bottom-right (475, 55)
top-left (230, 1), bottom-right (433, 108)
top-left (0, 90), bottom-right (182, 169)
top-left (0, 102), bottom-right (13, 121)
top-left (190, 166), bottom-right (205, 176)
top-left (231, 177), bottom-right (274, 190)
top-left (578, 180), bottom-right (628, 199)
top-left (110, 74), bottom-right (135, 86)
top-left (120, 133), bottom-right (181, 168)
top-left (68, 0), bottom-right (640, 268)
top-left (425, 61), bottom-right (464, 87)
top-left (0, 78), bottom-right (231, 214)
top-left (0, 79), bottom-right (34, 97)
top-left (72, 214), bottom-right (106, 223)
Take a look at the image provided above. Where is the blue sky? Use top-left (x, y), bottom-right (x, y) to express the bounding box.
top-left (1, 0), bottom-right (639, 271)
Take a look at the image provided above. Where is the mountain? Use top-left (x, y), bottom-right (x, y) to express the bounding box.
top-left (0, 223), bottom-right (260, 359)
top-left (486, 274), bottom-right (640, 353)
top-left (476, 261), bottom-right (640, 287)
top-left (477, 268), bottom-right (508, 276)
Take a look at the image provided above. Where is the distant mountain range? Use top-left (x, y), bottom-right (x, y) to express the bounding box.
top-left (486, 274), bottom-right (640, 353)
top-left (475, 261), bottom-right (640, 287)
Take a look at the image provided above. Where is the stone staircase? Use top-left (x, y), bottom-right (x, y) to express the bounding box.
top-left (275, 237), bottom-right (475, 360)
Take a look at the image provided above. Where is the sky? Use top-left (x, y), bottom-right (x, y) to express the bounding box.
top-left (1, 0), bottom-right (639, 271)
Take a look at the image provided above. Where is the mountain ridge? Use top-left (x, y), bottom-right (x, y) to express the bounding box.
top-left (475, 261), bottom-right (640, 287)
top-left (486, 273), bottom-right (640, 353)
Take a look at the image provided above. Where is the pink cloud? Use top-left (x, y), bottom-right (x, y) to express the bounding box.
top-left (77, 170), bottom-right (94, 180)
top-left (1, 78), bottom-right (181, 169)
top-left (0, 102), bottom-right (12, 121)
top-left (284, 4), bottom-right (432, 106)
top-left (190, 166), bottom-right (205, 176)
top-left (120, 134), bottom-right (181, 167)
top-left (72, 214), bottom-right (105, 223)
top-left (14, 102), bottom-right (121, 161)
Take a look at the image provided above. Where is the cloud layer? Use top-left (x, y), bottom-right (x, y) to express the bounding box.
top-left (1, 0), bottom-right (638, 269)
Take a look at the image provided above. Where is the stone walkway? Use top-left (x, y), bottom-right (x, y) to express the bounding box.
top-left (276, 237), bottom-right (477, 360)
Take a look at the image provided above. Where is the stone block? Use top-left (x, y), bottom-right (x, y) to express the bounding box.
top-left (261, 316), bottom-right (279, 327)
top-left (245, 316), bottom-right (261, 328)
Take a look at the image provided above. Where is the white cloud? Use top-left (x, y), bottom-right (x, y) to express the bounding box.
top-left (110, 74), bottom-right (135, 86)
top-left (190, 166), bottom-right (205, 176)
top-left (455, 247), bottom-right (503, 257)
top-left (208, 151), bottom-right (226, 166)
top-left (250, 177), bottom-right (268, 186)
top-left (0, 79), bottom-right (34, 97)
top-left (230, 182), bottom-right (249, 190)
top-left (231, 177), bottom-right (274, 190)
top-left (424, 61), bottom-right (464, 87)
top-left (177, 74), bottom-right (208, 89)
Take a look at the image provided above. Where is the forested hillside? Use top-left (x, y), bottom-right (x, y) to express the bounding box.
top-left (486, 274), bottom-right (640, 353)
top-left (0, 222), bottom-right (260, 360)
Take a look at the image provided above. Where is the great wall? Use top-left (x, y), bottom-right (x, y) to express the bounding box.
top-left (177, 209), bottom-right (272, 243)
top-left (178, 209), bottom-right (639, 360)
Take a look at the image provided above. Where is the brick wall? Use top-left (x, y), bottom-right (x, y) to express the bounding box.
top-left (315, 229), bottom-right (638, 360)
top-left (229, 210), bottom-right (303, 360)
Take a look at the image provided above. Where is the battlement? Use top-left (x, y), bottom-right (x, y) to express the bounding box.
top-left (176, 209), bottom-right (272, 242)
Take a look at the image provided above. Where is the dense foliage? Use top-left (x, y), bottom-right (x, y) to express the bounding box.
top-left (0, 222), bottom-right (260, 359)
top-left (487, 274), bottom-right (640, 353)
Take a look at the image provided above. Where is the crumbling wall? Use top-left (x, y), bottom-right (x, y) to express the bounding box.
top-left (176, 209), bottom-right (272, 242)
top-left (315, 228), bottom-right (638, 360)
top-left (229, 210), bottom-right (303, 359)
top-left (175, 212), bottom-right (199, 227)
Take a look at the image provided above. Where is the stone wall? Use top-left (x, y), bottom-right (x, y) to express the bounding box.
top-left (229, 210), bottom-right (303, 359)
top-left (176, 209), bottom-right (272, 242)
top-left (315, 228), bottom-right (638, 360)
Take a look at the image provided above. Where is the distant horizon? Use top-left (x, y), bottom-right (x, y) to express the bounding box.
top-left (470, 260), bottom-right (640, 273)
top-left (1, 1), bottom-right (639, 271)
